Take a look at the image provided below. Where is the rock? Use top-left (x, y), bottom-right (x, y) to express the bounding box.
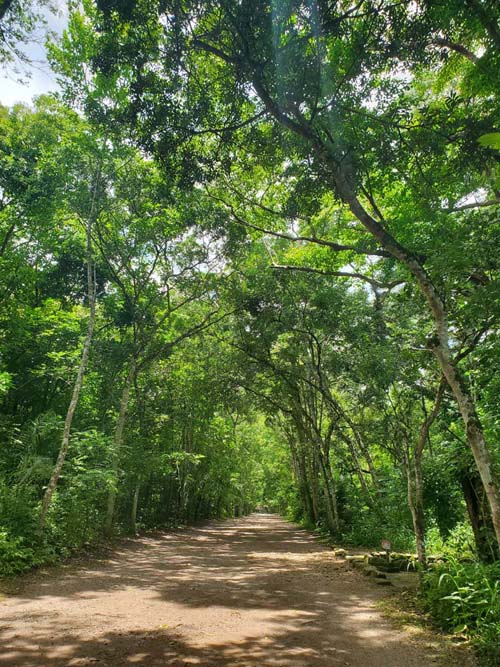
top-left (345, 554), bottom-right (366, 563)
top-left (362, 565), bottom-right (387, 579)
top-left (333, 548), bottom-right (347, 558)
top-left (367, 555), bottom-right (390, 567)
top-left (374, 578), bottom-right (393, 586)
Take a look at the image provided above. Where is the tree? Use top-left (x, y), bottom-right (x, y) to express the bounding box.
top-left (58, 0), bottom-right (500, 546)
top-left (39, 158), bottom-right (101, 528)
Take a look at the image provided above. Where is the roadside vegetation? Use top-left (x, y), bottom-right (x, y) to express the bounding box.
top-left (0, 1), bottom-right (499, 662)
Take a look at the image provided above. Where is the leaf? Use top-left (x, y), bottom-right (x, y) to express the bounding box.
top-left (478, 133), bottom-right (500, 150)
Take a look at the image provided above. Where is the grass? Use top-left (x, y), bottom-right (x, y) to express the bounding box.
top-left (378, 590), bottom-right (478, 667)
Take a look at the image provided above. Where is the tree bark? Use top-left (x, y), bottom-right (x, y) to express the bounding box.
top-left (315, 363), bottom-right (381, 497)
top-left (405, 451), bottom-right (426, 569)
top-left (317, 438), bottom-right (340, 534)
top-left (287, 430), bottom-right (315, 523)
top-left (411, 380), bottom-right (446, 567)
top-left (461, 470), bottom-right (500, 563)
top-left (308, 447), bottom-right (320, 524)
top-left (131, 482), bottom-right (140, 534)
top-left (39, 165), bottom-right (100, 528)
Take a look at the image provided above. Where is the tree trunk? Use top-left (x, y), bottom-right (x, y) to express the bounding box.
top-left (405, 451), bottom-right (427, 569)
top-left (104, 359), bottom-right (137, 534)
top-left (461, 470), bottom-right (500, 563)
top-left (315, 377), bottom-right (377, 507)
top-left (318, 442), bottom-right (340, 534)
top-left (131, 482), bottom-right (140, 534)
top-left (293, 416), bottom-right (320, 523)
top-left (288, 431), bottom-right (315, 523)
top-left (39, 165), bottom-right (100, 528)
top-left (410, 379), bottom-right (445, 568)
top-left (319, 374), bottom-right (381, 497)
top-left (308, 449), bottom-right (320, 524)
top-left (336, 423), bottom-right (375, 508)
top-left (413, 459), bottom-right (427, 566)
top-left (432, 348), bottom-right (500, 548)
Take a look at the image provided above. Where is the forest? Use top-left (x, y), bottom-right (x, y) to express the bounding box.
top-left (0, 0), bottom-right (499, 663)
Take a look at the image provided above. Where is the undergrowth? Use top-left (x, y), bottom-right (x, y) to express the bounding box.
top-left (421, 560), bottom-right (500, 666)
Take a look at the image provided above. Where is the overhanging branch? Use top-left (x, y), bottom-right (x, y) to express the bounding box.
top-left (205, 190), bottom-right (392, 258)
top-left (271, 264), bottom-right (405, 290)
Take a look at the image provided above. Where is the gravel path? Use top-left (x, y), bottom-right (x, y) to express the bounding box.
top-left (0, 514), bottom-right (469, 666)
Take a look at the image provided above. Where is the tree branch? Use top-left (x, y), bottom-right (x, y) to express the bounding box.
top-left (432, 37), bottom-right (480, 65)
top-left (271, 264), bottom-right (405, 289)
top-left (446, 199), bottom-right (500, 213)
top-left (205, 190), bottom-right (392, 258)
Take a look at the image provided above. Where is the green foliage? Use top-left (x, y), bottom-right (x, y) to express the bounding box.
top-left (343, 507), bottom-right (416, 553)
top-left (478, 133), bottom-right (500, 150)
top-left (0, 1), bottom-right (56, 74)
top-left (425, 522), bottom-right (477, 561)
top-left (0, 532), bottom-right (35, 576)
top-left (1, 10), bottom-right (500, 667)
top-left (422, 560), bottom-right (500, 664)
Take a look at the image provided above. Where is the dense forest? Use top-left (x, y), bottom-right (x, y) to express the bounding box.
top-left (0, 0), bottom-right (499, 662)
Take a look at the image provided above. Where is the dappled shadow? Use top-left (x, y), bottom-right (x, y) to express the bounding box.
top-left (5, 516), bottom-right (327, 612)
top-left (0, 602), bottom-right (443, 666)
top-left (0, 515), bottom-right (446, 666)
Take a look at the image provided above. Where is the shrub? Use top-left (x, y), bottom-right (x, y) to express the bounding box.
top-left (422, 559), bottom-right (500, 665)
top-left (0, 532), bottom-right (36, 576)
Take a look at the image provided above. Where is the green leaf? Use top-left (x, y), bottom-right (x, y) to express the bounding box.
top-left (478, 133), bottom-right (500, 150)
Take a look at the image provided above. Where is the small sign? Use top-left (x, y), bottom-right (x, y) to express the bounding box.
top-left (381, 539), bottom-right (391, 552)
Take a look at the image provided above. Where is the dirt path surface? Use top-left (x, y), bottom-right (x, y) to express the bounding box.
top-left (0, 514), bottom-right (463, 666)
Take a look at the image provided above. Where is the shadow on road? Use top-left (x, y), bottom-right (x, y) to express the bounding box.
top-left (0, 514), bottom-right (457, 666)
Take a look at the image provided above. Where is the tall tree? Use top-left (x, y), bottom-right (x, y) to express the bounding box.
top-left (57, 0), bottom-right (500, 545)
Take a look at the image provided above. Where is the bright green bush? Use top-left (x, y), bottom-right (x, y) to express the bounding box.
top-left (0, 532), bottom-right (36, 576)
top-left (422, 560), bottom-right (500, 665)
top-left (425, 521), bottom-right (477, 560)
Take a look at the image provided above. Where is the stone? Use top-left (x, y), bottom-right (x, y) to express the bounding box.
top-left (352, 559), bottom-right (366, 570)
top-left (367, 555), bottom-right (390, 567)
top-left (362, 566), bottom-right (387, 579)
top-left (374, 578), bottom-right (393, 586)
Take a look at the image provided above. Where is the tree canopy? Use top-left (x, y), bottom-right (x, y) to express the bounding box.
top-left (0, 0), bottom-right (499, 656)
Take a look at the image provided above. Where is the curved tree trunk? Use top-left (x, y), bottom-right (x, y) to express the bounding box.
top-left (191, 22), bottom-right (500, 551)
top-left (316, 367), bottom-right (381, 497)
top-left (287, 430), bottom-right (315, 523)
top-left (405, 451), bottom-right (426, 569)
top-left (461, 470), bottom-right (500, 563)
top-left (409, 379), bottom-right (446, 568)
top-left (246, 76), bottom-right (500, 550)
top-left (317, 441), bottom-right (340, 534)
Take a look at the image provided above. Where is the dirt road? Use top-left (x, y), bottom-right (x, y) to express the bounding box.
top-left (0, 514), bottom-right (467, 666)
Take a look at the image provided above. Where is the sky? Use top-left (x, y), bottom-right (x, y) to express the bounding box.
top-left (0, 2), bottom-right (68, 107)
